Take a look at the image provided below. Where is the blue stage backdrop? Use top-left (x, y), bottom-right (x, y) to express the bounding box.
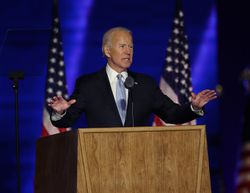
top-left (0, 0), bottom-right (233, 193)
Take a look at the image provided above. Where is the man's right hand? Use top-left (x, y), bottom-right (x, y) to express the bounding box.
top-left (48, 96), bottom-right (76, 114)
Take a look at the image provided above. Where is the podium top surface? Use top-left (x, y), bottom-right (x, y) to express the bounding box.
top-left (76, 125), bottom-right (206, 133)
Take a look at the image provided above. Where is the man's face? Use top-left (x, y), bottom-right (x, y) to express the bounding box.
top-left (105, 31), bottom-right (133, 73)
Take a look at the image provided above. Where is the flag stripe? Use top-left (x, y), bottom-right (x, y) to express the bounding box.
top-left (237, 142), bottom-right (250, 193)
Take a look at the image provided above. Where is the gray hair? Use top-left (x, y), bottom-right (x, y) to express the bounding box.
top-left (102, 27), bottom-right (132, 56)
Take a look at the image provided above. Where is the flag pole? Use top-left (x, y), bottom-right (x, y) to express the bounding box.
top-left (9, 71), bottom-right (24, 193)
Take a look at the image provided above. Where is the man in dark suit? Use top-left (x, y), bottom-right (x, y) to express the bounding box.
top-left (49, 27), bottom-right (217, 128)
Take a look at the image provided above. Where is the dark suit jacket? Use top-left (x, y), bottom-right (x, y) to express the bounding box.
top-left (51, 68), bottom-right (200, 128)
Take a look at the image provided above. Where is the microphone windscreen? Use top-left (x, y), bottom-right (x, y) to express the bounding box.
top-left (124, 76), bottom-right (135, 89)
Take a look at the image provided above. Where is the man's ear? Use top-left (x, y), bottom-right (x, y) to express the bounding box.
top-left (104, 46), bottom-right (111, 58)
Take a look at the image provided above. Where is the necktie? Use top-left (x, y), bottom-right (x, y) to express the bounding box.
top-left (116, 74), bottom-right (126, 125)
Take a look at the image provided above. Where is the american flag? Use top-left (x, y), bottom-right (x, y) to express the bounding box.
top-left (42, 2), bottom-right (71, 137)
top-left (236, 92), bottom-right (250, 193)
top-left (153, 1), bottom-right (195, 126)
top-left (236, 142), bottom-right (250, 193)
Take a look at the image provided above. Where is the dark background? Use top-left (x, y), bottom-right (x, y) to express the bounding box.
top-left (0, 0), bottom-right (248, 193)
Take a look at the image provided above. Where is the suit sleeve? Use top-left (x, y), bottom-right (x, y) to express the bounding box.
top-left (151, 79), bottom-right (200, 124)
top-left (51, 78), bottom-right (86, 128)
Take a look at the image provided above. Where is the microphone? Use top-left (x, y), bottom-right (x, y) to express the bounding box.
top-left (124, 76), bottom-right (136, 127)
top-left (124, 76), bottom-right (135, 89)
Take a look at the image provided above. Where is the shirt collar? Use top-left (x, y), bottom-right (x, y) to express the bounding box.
top-left (106, 64), bottom-right (128, 82)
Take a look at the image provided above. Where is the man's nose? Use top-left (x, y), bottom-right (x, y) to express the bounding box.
top-left (124, 46), bottom-right (131, 54)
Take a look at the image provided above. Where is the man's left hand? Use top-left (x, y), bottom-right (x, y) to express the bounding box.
top-left (191, 89), bottom-right (217, 109)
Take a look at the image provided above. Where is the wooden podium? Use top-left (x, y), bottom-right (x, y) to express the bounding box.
top-left (34, 126), bottom-right (211, 193)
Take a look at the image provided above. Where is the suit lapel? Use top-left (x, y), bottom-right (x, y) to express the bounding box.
top-left (97, 68), bottom-right (123, 125)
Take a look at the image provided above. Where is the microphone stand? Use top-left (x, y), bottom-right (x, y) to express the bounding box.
top-left (125, 76), bottom-right (135, 127)
top-left (9, 71), bottom-right (24, 193)
top-left (130, 90), bottom-right (134, 127)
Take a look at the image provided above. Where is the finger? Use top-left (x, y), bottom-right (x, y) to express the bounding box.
top-left (50, 96), bottom-right (61, 103)
top-left (68, 99), bottom-right (76, 105)
top-left (48, 97), bottom-right (55, 104)
top-left (208, 95), bottom-right (217, 100)
top-left (199, 89), bottom-right (212, 95)
top-left (57, 95), bottom-right (65, 101)
top-left (200, 90), bottom-right (217, 99)
top-left (48, 99), bottom-right (56, 106)
top-left (200, 94), bottom-right (217, 104)
top-left (204, 91), bottom-right (217, 99)
top-left (191, 92), bottom-right (196, 99)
